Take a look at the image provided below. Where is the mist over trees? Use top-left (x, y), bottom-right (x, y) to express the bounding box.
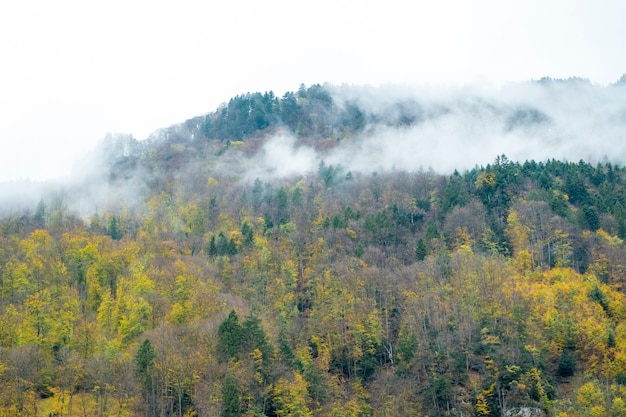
top-left (2, 80), bottom-right (626, 416)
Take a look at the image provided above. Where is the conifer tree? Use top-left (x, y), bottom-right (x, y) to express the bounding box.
top-left (218, 310), bottom-right (243, 358)
top-left (222, 374), bottom-right (240, 417)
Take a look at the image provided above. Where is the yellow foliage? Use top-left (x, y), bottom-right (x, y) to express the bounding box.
top-left (612, 397), bottom-right (626, 417)
top-left (133, 270), bottom-right (155, 295)
top-left (251, 348), bottom-right (265, 385)
top-left (589, 405), bottom-right (606, 416)
top-left (475, 392), bottom-right (490, 415)
top-left (169, 301), bottom-right (189, 324)
top-left (475, 171), bottom-right (496, 189)
top-left (311, 336), bottom-right (331, 372)
top-left (596, 228), bottom-right (624, 246)
top-left (578, 380), bottom-right (604, 410)
top-left (454, 226), bottom-right (473, 250)
top-left (229, 229), bottom-right (243, 246)
top-left (329, 380), bottom-right (371, 417)
top-left (272, 371), bottom-right (313, 417)
top-left (294, 343), bottom-right (313, 368)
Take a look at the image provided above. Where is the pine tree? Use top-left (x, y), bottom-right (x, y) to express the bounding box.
top-left (222, 374), bottom-right (241, 417)
top-left (208, 235), bottom-right (218, 256)
top-left (557, 348), bottom-right (576, 377)
top-left (34, 199), bottom-right (46, 224)
top-left (135, 338), bottom-right (156, 413)
top-left (218, 310), bottom-right (243, 358)
top-left (415, 237), bottom-right (427, 261)
top-left (108, 216), bottom-right (121, 240)
top-left (136, 339), bottom-right (155, 378)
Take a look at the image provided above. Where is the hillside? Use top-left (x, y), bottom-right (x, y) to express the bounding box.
top-left (2, 82), bottom-right (626, 416)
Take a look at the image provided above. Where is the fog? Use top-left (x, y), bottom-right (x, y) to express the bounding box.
top-left (238, 79), bottom-right (626, 180)
top-left (2, 78), bottom-right (626, 216)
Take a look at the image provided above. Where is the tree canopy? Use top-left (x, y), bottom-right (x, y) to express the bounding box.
top-left (2, 83), bottom-right (626, 416)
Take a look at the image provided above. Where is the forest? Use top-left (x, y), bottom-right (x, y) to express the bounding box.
top-left (2, 83), bottom-right (626, 416)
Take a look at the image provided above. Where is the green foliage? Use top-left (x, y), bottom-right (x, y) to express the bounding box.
top-left (201, 84), bottom-right (345, 141)
top-left (589, 285), bottom-right (609, 312)
top-left (218, 310), bottom-right (243, 359)
top-left (582, 205), bottom-right (601, 231)
top-left (241, 221), bottom-right (254, 246)
top-left (135, 338), bottom-right (155, 376)
top-left (557, 348), bottom-right (576, 377)
top-left (34, 199), bottom-right (46, 224)
top-left (5, 91), bottom-right (626, 416)
top-left (396, 324), bottom-right (417, 373)
top-left (441, 172), bottom-right (469, 213)
top-left (108, 216), bottom-right (121, 240)
top-left (415, 237), bottom-right (427, 261)
top-left (354, 242), bottom-right (364, 258)
top-left (222, 374), bottom-right (241, 417)
top-left (318, 160), bottom-right (343, 188)
top-left (241, 314), bottom-right (271, 360)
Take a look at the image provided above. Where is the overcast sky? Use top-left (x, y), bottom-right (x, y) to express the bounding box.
top-left (1, 0), bottom-right (625, 182)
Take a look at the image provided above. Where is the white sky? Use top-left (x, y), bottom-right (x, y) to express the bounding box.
top-left (1, 0), bottom-right (625, 182)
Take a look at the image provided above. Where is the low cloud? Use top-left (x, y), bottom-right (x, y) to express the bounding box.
top-left (4, 79), bottom-right (626, 216)
top-left (235, 79), bottom-right (626, 179)
top-left (238, 134), bottom-right (319, 181)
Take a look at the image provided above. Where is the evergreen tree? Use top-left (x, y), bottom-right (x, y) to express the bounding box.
top-left (354, 242), bottom-right (364, 258)
top-left (565, 173), bottom-right (589, 205)
top-left (222, 374), bottom-right (241, 417)
top-left (241, 314), bottom-right (271, 359)
top-left (416, 237), bottom-right (428, 261)
top-left (241, 221), bottom-right (254, 246)
top-left (557, 348), bottom-right (576, 377)
top-left (34, 199), bottom-right (46, 224)
top-left (135, 338), bottom-right (155, 380)
top-left (135, 338), bottom-right (156, 413)
top-left (227, 237), bottom-right (238, 255)
top-left (582, 205), bottom-right (600, 231)
top-left (252, 178), bottom-right (264, 211)
top-left (218, 310), bottom-right (243, 358)
top-left (108, 216), bottom-right (121, 240)
top-left (216, 231), bottom-right (228, 255)
top-left (208, 235), bottom-right (218, 256)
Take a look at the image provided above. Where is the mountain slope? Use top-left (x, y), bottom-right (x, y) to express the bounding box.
top-left (1, 81), bottom-right (626, 416)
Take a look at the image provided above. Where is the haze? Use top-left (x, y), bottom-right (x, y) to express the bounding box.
top-left (232, 81), bottom-right (626, 182)
top-left (1, 0), bottom-right (625, 182)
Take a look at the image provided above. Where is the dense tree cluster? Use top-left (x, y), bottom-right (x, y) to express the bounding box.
top-left (199, 83), bottom-right (411, 142)
top-left (2, 86), bottom-right (626, 416)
